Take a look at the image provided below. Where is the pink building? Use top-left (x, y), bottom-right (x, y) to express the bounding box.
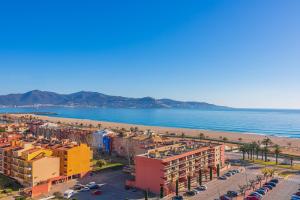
top-left (128, 142), bottom-right (225, 195)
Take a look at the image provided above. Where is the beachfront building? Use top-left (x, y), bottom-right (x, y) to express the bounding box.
top-left (127, 141), bottom-right (225, 195)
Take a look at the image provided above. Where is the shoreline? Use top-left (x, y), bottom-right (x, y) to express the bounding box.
top-left (3, 114), bottom-right (300, 154)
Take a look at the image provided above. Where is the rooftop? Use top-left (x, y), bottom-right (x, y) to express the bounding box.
top-left (140, 141), bottom-right (219, 160)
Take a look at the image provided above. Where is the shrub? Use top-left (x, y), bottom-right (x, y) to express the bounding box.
top-left (96, 159), bottom-right (107, 167)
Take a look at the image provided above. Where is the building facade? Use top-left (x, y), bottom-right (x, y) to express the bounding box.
top-left (128, 142), bottom-right (225, 195)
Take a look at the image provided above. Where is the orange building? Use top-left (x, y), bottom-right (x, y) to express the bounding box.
top-left (128, 142), bottom-right (225, 195)
top-left (52, 143), bottom-right (92, 179)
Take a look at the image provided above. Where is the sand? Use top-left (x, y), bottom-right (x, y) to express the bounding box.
top-left (5, 114), bottom-right (300, 155)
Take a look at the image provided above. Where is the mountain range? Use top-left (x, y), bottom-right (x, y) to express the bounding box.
top-left (0, 90), bottom-right (230, 110)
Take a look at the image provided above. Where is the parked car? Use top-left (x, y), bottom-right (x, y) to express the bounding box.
top-left (263, 185), bottom-right (273, 190)
top-left (291, 194), bottom-right (300, 200)
top-left (259, 187), bottom-right (269, 192)
top-left (192, 189), bottom-right (200, 194)
top-left (185, 191), bottom-right (196, 196)
top-left (224, 173), bottom-right (232, 177)
top-left (218, 176), bottom-right (227, 180)
top-left (256, 189), bottom-right (266, 195)
top-left (172, 196), bottom-right (183, 200)
top-left (80, 187), bottom-right (90, 192)
top-left (266, 182), bottom-right (277, 187)
top-left (197, 185), bottom-right (207, 191)
top-left (73, 184), bottom-right (84, 190)
top-left (249, 192), bottom-right (263, 199)
top-left (63, 189), bottom-right (75, 199)
top-left (270, 178), bottom-right (279, 183)
top-left (227, 191), bottom-right (238, 197)
top-left (219, 195), bottom-right (231, 200)
top-left (89, 184), bottom-right (100, 189)
top-left (245, 196), bottom-right (260, 200)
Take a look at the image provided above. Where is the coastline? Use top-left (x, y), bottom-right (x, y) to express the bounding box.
top-left (5, 113), bottom-right (300, 156)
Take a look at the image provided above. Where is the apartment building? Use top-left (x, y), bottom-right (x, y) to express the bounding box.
top-left (52, 143), bottom-right (92, 179)
top-left (128, 141), bottom-right (225, 195)
top-left (10, 147), bottom-right (60, 187)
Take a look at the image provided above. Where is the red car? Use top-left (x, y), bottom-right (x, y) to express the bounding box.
top-left (245, 196), bottom-right (260, 200)
top-left (93, 190), bottom-right (102, 195)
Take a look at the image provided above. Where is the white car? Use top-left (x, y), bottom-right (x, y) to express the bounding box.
top-left (63, 189), bottom-right (75, 199)
top-left (80, 187), bottom-right (90, 192)
top-left (192, 189), bottom-right (200, 194)
top-left (197, 185), bottom-right (207, 191)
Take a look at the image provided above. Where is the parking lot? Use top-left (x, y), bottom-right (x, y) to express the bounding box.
top-left (66, 169), bottom-right (157, 200)
top-left (169, 164), bottom-right (300, 200)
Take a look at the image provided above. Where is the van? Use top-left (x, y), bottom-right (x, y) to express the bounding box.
top-left (63, 189), bottom-right (75, 199)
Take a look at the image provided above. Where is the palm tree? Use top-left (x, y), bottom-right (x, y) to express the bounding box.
top-left (255, 142), bottom-right (261, 160)
top-left (198, 169), bottom-right (202, 186)
top-left (160, 184), bottom-right (164, 198)
top-left (261, 168), bottom-right (269, 181)
top-left (238, 185), bottom-right (246, 198)
top-left (175, 179), bottom-right (179, 196)
top-left (181, 132), bottom-right (185, 139)
top-left (187, 176), bottom-right (191, 191)
top-left (249, 179), bottom-right (256, 191)
top-left (290, 156), bottom-right (294, 167)
top-left (199, 133), bottom-right (205, 140)
top-left (256, 175), bottom-right (263, 187)
top-left (268, 168), bottom-right (276, 178)
top-left (274, 144), bottom-right (281, 165)
top-left (239, 145), bottom-right (246, 160)
top-left (209, 166), bottom-right (213, 181)
top-left (262, 138), bottom-right (272, 162)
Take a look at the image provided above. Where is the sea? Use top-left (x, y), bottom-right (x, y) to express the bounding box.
top-left (0, 107), bottom-right (300, 138)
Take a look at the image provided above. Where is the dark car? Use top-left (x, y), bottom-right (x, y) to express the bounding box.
top-left (256, 189), bottom-right (266, 195)
top-left (227, 191), bottom-right (238, 197)
top-left (172, 196), bottom-right (183, 200)
top-left (89, 184), bottom-right (100, 190)
top-left (266, 182), bottom-right (276, 187)
top-left (270, 178), bottom-right (279, 183)
top-left (263, 185), bottom-right (273, 190)
top-left (220, 195), bottom-right (231, 200)
top-left (185, 191), bottom-right (196, 196)
top-left (218, 176), bottom-right (227, 180)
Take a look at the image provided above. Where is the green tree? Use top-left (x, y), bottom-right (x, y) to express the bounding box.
top-left (239, 144), bottom-right (247, 160)
top-left (199, 133), bottom-right (205, 140)
top-left (217, 164), bottom-right (220, 177)
top-left (262, 137), bottom-right (272, 162)
top-left (209, 166), bottom-right (213, 181)
top-left (274, 144), bottom-right (281, 165)
top-left (160, 185), bottom-right (164, 198)
top-left (144, 190), bottom-right (148, 200)
top-left (290, 156), bottom-right (294, 167)
top-left (181, 132), bottom-right (185, 139)
top-left (187, 176), bottom-right (191, 191)
top-left (198, 169), bottom-right (202, 186)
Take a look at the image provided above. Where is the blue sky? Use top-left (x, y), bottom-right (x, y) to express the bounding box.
top-left (0, 0), bottom-right (299, 109)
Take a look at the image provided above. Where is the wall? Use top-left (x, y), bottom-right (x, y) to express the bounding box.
top-left (32, 157), bottom-right (60, 186)
top-left (134, 156), bottom-right (164, 194)
top-left (65, 144), bottom-right (92, 177)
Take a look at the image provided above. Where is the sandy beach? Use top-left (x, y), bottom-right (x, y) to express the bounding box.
top-left (6, 114), bottom-right (300, 155)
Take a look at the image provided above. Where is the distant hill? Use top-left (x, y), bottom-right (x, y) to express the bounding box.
top-left (0, 90), bottom-right (231, 110)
